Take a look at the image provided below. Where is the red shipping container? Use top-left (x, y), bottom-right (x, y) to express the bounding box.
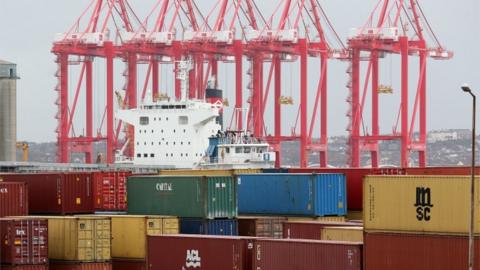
top-left (147, 235), bottom-right (254, 270)
top-left (112, 259), bottom-right (145, 270)
top-left (93, 171), bottom-right (130, 211)
top-left (0, 218), bottom-right (48, 265)
top-left (0, 182), bottom-right (28, 217)
top-left (49, 262), bottom-right (111, 270)
top-left (288, 167), bottom-right (405, 210)
top-left (0, 173), bottom-right (94, 214)
top-left (1, 265), bottom-right (49, 270)
top-left (283, 221), bottom-right (361, 240)
top-left (253, 238), bottom-right (362, 270)
top-left (364, 232), bottom-right (480, 270)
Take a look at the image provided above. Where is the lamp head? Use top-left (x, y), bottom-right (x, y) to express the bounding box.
top-left (462, 83), bottom-right (472, 93)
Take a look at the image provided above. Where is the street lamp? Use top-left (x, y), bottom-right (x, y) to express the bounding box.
top-left (462, 83), bottom-right (476, 270)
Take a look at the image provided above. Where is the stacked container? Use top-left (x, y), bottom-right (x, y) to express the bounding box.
top-left (237, 173), bottom-right (347, 217)
top-left (363, 175), bottom-right (480, 269)
top-left (105, 215), bottom-right (179, 270)
top-left (0, 182), bottom-right (28, 217)
top-left (92, 171), bottom-right (130, 212)
top-left (238, 216), bottom-right (286, 238)
top-left (0, 173), bottom-right (95, 214)
top-left (38, 216), bottom-right (112, 270)
top-left (283, 221), bottom-right (361, 240)
top-left (0, 218), bottom-right (48, 270)
top-left (128, 175), bottom-right (238, 236)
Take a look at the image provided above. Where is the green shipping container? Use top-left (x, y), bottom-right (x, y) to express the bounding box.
top-left (127, 176), bottom-right (237, 219)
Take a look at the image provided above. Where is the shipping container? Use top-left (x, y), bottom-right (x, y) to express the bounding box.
top-left (321, 226), bottom-right (363, 242)
top-left (93, 171), bottom-right (130, 212)
top-left (158, 169), bottom-right (232, 176)
top-left (347, 210), bottom-right (363, 221)
top-left (180, 218), bottom-right (238, 236)
top-left (147, 235), bottom-right (254, 270)
top-left (288, 167), bottom-right (406, 210)
top-left (46, 216), bottom-right (111, 262)
top-left (0, 218), bottom-right (48, 265)
top-left (111, 259), bottom-right (146, 270)
top-left (287, 216), bottom-right (347, 222)
top-left (127, 176), bottom-right (237, 219)
top-left (364, 175), bottom-right (480, 233)
top-left (1, 265), bottom-right (49, 270)
top-left (0, 182), bottom-right (28, 217)
top-left (0, 173), bottom-right (94, 214)
top-left (283, 221), bottom-right (361, 240)
top-left (104, 215), bottom-right (178, 259)
top-left (253, 238), bottom-right (362, 270)
top-left (237, 173), bottom-right (346, 216)
top-left (49, 262), bottom-right (112, 270)
top-left (238, 216), bottom-right (285, 238)
top-left (364, 232), bottom-right (480, 270)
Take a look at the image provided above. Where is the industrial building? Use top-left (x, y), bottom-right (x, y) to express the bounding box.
top-left (0, 59), bottom-right (17, 161)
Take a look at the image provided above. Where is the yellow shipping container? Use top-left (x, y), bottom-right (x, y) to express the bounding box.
top-left (232, 169), bottom-right (262, 175)
top-left (158, 169), bottom-right (232, 176)
top-left (364, 175), bottom-right (480, 234)
top-left (287, 216), bottom-right (347, 222)
top-left (321, 226), bottom-right (364, 242)
top-left (108, 215), bottom-right (179, 259)
top-left (47, 216), bottom-right (111, 261)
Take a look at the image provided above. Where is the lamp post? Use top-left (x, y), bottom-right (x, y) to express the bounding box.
top-left (462, 83), bottom-right (476, 270)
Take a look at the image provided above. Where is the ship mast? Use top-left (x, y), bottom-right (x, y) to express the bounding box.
top-left (176, 59), bottom-right (193, 102)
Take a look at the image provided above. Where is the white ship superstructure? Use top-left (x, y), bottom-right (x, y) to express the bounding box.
top-left (116, 99), bottom-right (221, 168)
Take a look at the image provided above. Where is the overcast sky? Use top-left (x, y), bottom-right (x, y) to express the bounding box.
top-left (0, 0), bottom-right (478, 142)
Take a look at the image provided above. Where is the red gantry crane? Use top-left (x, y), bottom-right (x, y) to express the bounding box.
top-left (52, 0), bottom-right (141, 164)
top-left (242, 0), bottom-right (347, 167)
top-left (347, 0), bottom-right (452, 168)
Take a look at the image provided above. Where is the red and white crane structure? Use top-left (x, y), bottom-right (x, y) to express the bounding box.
top-left (347, 0), bottom-right (452, 168)
top-left (52, 0), bottom-right (140, 164)
top-left (242, 0), bottom-right (347, 167)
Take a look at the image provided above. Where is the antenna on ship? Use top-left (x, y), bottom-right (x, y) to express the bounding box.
top-left (176, 58), bottom-right (193, 102)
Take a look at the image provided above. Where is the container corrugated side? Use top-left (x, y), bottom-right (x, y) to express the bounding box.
top-left (237, 173), bottom-right (346, 216)
top-left (127, 176), bottom-right (237, 218)
top-left (107, 215), bottom-right (179, 259)
top-left (158, 169), bottom-right (232, 176)
top-left (46, 216), bottom-right (111, 262)
top-left (0, 182), bottom-right (28, 217)
top-left (0, 173), bottom-right (94, 214)
top-left (2, 265), bottom-right (49, 270)
top-left (364, 232), bottom-right (480, 270)
top-left (287, 216), bottom-right (347, 222)
top-left (0, 218), bottom-right (48, 265)
top-left (147, 235), bottom-right (253, 270)
top-left (180, 218), bottom-right (238, 236)
top-left (253, 238), bottom-right (362, 270)
top-left (321, 226), bottom-right (363, 242)
top-left (112, 259), bottom-right (146, 270)
top-left (238, 216), bottom-right (285, 238)
top-left (364, 175), bottom-right (480, 233)
top-left (288, 167), bottom-right (406, 210)
top-left (49, 262), bottom-right (112, 270)
top-left (283, 221), bottom-right (361, 240)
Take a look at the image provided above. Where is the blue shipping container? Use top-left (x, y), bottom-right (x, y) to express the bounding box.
top-left (180, 218), bottom-right (238, 236)
top-left (237, 173), bottom-right (347, 216)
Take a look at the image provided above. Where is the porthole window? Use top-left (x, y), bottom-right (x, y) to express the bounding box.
top-left (143, 154), bottom-right (148, 158)
top-left (171, 153), bottom-right (173, 157)
top-left (137, 154), bottom-right (141, 158)
top-left (150, 154), bottom-right (155, 158)
top-left (181, 153), bottom-right (183, 157)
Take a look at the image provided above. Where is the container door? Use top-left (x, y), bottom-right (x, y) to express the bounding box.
top-left (206, 177), bottom-right (236, 219)
top-left (116, 172), bottom-right (129, 211)
top-left (8, 220), bottom-right (30, 265)
top-left (255, 219), bottom-right (272, 237)
top-left (31, 220), bottom-right (48, 264)
top-left (94, 173), bottom-right (115, 211)
top-left (314, 174), bottom-right (347, 216)
top-left (146, 218), bottom-right (163, 235)
top-left (77, 219), bottom-right (94, 261)
top-left (94, 218), bottom-right (111, 261)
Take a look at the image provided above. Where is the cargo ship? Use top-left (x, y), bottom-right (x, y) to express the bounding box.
top-left (115, 60), bottom-right (275, 169)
